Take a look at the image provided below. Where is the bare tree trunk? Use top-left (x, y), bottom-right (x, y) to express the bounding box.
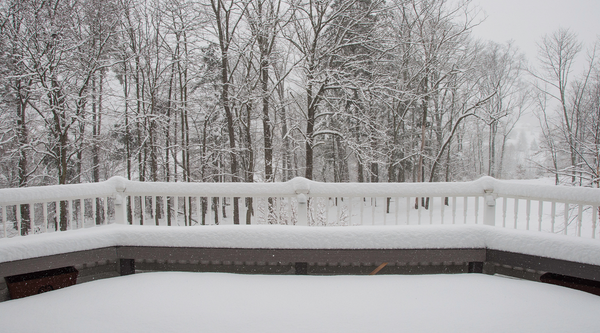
top-left (211, 0), bottom-right (240, 223)
top-left (16, 83), bottom-right (30, 235)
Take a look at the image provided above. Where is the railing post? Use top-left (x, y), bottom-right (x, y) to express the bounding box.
top-left (114, 185), bottom-right (127, 225)
top-left (483, 189), bottom-right (496, 226)
top-left (296, 194), bottom-right (308, 226)
top-left (292, 177), bottom-right (310, 226)
top-left (119, 258), bottom-right (135, 275)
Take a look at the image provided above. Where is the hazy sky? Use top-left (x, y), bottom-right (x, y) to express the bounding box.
top-left (462, 0), bottom-right (599, 139)
top-left (469, 0), bottom-right (599, 72)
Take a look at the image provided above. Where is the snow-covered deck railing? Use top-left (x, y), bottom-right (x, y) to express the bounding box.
top-left (1, 177), bottom-right (599, 239)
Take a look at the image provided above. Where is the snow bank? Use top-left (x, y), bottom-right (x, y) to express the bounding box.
top-left (1, 224), bottom-right (600, 266)
top-left (1, 272), bottom-right (599, 333)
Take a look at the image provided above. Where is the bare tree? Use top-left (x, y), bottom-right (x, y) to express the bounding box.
top-left (532, 29), bottom-right (585, 184)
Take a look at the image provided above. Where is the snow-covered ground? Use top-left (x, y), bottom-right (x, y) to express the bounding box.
top-left (0, 272), bottom-right (599, 333)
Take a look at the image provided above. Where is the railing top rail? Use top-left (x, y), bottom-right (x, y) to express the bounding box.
top-left (492, 180), bottom-right (600, 205)
top-left (121, 177), bottom-right (491, 198)
top-left (0, 176), bottom-right (599, 206)
top-left (0, 180), bottom-right (118, 205)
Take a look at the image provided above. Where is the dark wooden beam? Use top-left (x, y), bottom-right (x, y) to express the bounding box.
top-left (0, 247), bottom-right (117, 277)
top-left (115, 247), bottom-right (486, 265)
top-left (487, 250), bottom-right (600, 282)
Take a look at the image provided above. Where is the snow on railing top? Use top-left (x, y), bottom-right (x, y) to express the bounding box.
top-left (1, 176), bottom-right (599, 206)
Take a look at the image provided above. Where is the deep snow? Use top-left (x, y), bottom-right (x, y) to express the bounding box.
top-left (0, 272), bottom-right (599, 333)
top-left (2, 224), bottom-right (600, 266)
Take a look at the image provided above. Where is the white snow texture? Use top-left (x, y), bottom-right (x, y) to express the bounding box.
top-left (1, 224), bottom-right (600, 266)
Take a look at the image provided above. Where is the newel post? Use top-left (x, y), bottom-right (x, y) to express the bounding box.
top-left (114, 184), bottom-right (127, 225)
top-left (296, 193), bottom-right (308, 226)
top-left (483, 188), bottom-right (496, 226)
top-left (292, 177), bottom-right (310, 226)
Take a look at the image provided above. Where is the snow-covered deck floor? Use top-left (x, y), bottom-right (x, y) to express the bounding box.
top-left (1, 271), bottom-right (599, 333)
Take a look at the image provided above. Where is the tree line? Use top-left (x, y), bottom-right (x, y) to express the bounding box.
top-left (0, 0), bottom-right (598, 194)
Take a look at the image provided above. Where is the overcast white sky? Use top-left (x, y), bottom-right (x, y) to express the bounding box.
top-left (469, 0), bottom-right (599, 72)
top-left (464, 0), bottom-right (599, 138)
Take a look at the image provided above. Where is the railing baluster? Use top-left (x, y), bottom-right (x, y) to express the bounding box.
top-left (336, 198), bottom-right (341, 225)
top-left (196, 196), bottom-right (201, 226)
top-left (551, 201), bottom-right (556, 233)
top-left (284, 197), bottom-right (290, 225)
top-left (383, 197), bottom-right (387, 225)
top-left (325, 198), bottom-right (330, 226)
top-left (16, 204), bottom-right (21, 235)
top-left (2, 205), bottom-right (6, 237)
top-left (417, 198), bottom-right (422, 225)
top-left (474, 197), bottom-right (479, 224)
top-left (276, 197), bottom-right (282, 225)
top-left (69, 200), bottom-right (74, 230)
top-left (79, 199), bottom-right (84, 228)
top-left (577, 204), bottom-right (583, 237)
top-left (216, 196), bottom-right (220, 225)
top-left (371, 197), bottom-right (376, 225)
top-left (174, 196), bottom-right (179, 226)
top-left (31, 203), bottom-right (36, 234)
top-left (280, 197), bottom-right (292, 225)
top-left (43, 202), bottom-right (48, 232)
top-left (262, 197), bottom-right (268, 224)
top-left (293, 196), bottom-right (298, 225)
top-left (513, 198), bottom-right (518, 229)
top-left (219, 197), bottom-right (223, 224)
top-left (502, 197), bottom-right (507, 228)
top-left (348, 197), bottom-right (353, 226)
top-left (92, 198), bottom-right (97, 226)
top-left (207, 197), bottom-right (213, 225)
top-left (440, 197), bottom-right (445, 224)
top-left (592, 206), bottom-right (598, 239)
top-left (360, 197), bottom-right (364, 225)
top-left (463, 197), bottom-right (468, 224)
top-left (182, 196), bottom-right (187, 226)
top-left (163, 196), bottom-right (168, 226)
top-left (102, 197), bottom-right (107, 224)
top-left (452, 196), bottom-right (456, 224)
top-left (526, 199), bottom-right (531, 230)
top-left (538, 201), bottom-right (543, 231)
top-left (152, 196), bottom-right (157, 226)
top-left (183, 196), bottom-right (188, 226)
top-left (296, 195), bottom-right (307, 226)
top-left (395, 197), bottom-right (400, 225)
top-left (406, 197), bottom-right (410, 225)
top-left (224, 197), bottom-right (229, 225)
top-left (564, 203), bottom-right (569, 235)
top-left (190, 196), bottom-right (195, 227)
top-left (163, 195), bottom-right (173, 227)
top-left (192, 196), bottom-right (196, 226)
top-left (55, 201), bottom-right (60, 232)
top-left (185, 195), bottom-right (190, 225)
top-left (159, 195), bottom-right (169, 224)
top-left (141, 196), bottom-right (146, 226)
top-left (429, 198), bottom-right (433, 225)
top-left (277, 197), bottom-right (282, 225)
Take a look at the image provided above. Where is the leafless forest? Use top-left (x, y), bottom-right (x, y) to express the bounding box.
top-left (1, 0), bottom-right (598, 190)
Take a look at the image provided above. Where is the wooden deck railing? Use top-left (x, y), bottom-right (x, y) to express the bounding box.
top-left (1, 176), bottom-right (599, 239)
